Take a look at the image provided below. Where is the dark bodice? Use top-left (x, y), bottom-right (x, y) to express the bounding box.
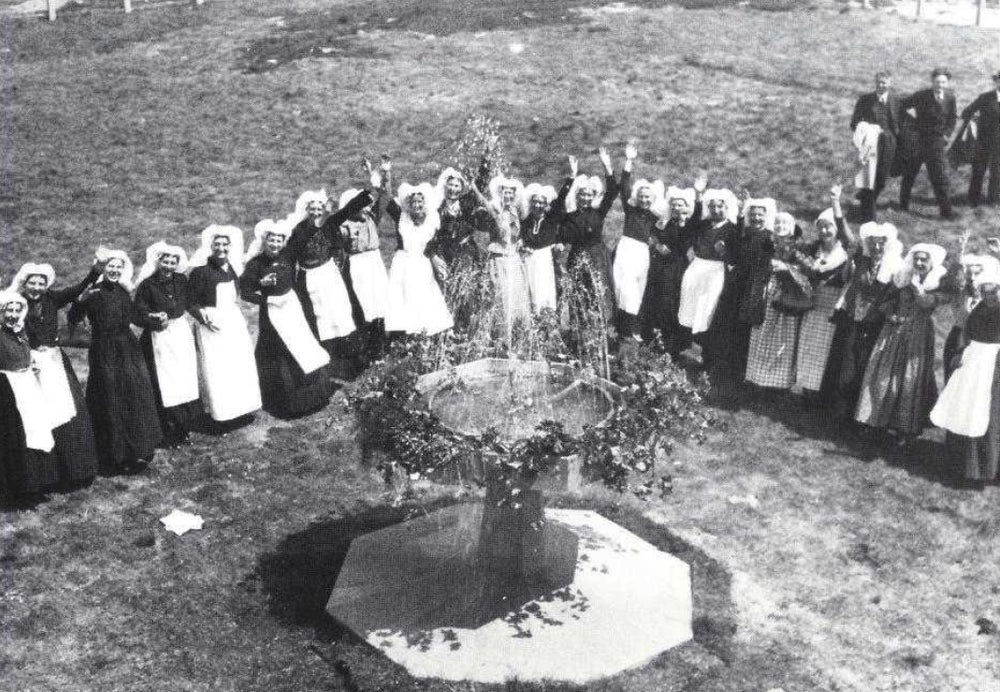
top-left (0, 328), bottom-right (31, 371)
top-left (239, 253), bottom-right (298, 305)
top-left (22, 270), bottom-right (98, 349)
top-left (557, 174), bottom-right (619, 253)
top-left (134, 273), bottom-right (190, 331)
top-left (69, 281), bottom-right (139, 341)
top-left (688, 219), bottom-right (733, 261)
top-left (967, 301), bottom-right (1000, 343)
top-left (187, 260), bottom-right (240, 311)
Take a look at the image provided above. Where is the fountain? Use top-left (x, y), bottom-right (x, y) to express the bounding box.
top-left (326, 120), bottom-right (710, 684)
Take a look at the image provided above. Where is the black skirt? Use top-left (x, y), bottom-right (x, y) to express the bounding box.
top-left (86, 334), bottom-right (163, 472)
top-left (139, 332), bottom-right (203, 440)
top-left (255, 321), bottom-right (334, 419)
top-left (0, 374), bottom-right (59, 501)
top-left (51, 350), bottom-right (99, 484)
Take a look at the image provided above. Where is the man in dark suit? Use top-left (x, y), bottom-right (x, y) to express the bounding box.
top-left (899, 67), bottom-right (958, 219)
top-left (850, 71), bottom-right (903, 221)
top-left (961, 70), bottom-right (1000, 206)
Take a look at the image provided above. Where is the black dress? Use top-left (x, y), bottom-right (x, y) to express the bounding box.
top-left (240, 252), bottom-right (335, 418)
top-left (709, 217), bottom-right (774, 397)
top-left (555, 174), bottom-right (620, 315)
top-left (133, 272), bottom-right (203, 442)
top-left (69, 281), bottom-right (162, 472)
top-left (22, 272), bottom-right (100, 485)
top-left (641, 202), bottom-right (701, 353)
top-left (0, 327), bottom-right (60, 501)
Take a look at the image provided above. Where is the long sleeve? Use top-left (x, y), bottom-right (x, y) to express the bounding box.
top-left (618, 170), bottom-right (632, 208)
top-left (323, 190), bottom-right (374, 237)
top-left (597, 173), bottom-right (618, 217)
top-left (48, 267), bottom-right (101, 309)
top-left (960, 93), bottom-right (981, 121)
top-left (132, 281), bottom-right (159, 330)
top-left (239, 259), bottom-right (267, 306)
top-left (550, 177), bottom-right (571, 219)
top-left (386, 198), bottom-right (402, 226)
top-left (850, 95), bottom-right (866, 132)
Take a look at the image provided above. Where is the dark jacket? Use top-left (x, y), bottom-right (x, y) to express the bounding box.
top-left (901, 88), bottom-right (958, 141)
top-left (961, 89), bottom-right (1000, 148)
top-left (851, 91), bottom-right (903, 138)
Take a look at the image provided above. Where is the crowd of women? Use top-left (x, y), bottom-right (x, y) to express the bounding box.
top-left (2, 146), bottom-right (1000, 504)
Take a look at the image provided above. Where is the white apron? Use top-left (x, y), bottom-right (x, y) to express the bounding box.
top-left (385, 211), bottom-right (454, 336)
top-left (4, 368), bottom-right (55, 452)
top-left (348, 250), bottom-right (389, 321)
top-left (31, 347), bottom-right (75, 428)
top-left (194, 281), bottom-right (262, 422)
top-left (265, 291), bottom-right (330, 375)
top-left (302, 260), bottom-right (355, 340)
top-left (678, 257), bottom-right (726, 334)
top-left (612, 235), bottom-right (651, 315)
top-left (525, 245), bottom-right (557, 313)
top-left (930, 340), bottom-right (1000, 438)
top-left (151, 316), bottom-right (200, 409)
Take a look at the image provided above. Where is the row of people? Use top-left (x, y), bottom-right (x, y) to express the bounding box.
top-left (3, 149), bottom-right (999, 502)
top-left (850, 67), bottom-right (1000, 221)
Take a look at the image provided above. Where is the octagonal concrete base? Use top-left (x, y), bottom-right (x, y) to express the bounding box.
top-left (326, 507), bottom-right (692, 684)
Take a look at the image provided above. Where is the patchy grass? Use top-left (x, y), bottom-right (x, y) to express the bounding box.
top-left (2, 1), bottom-right (1000, 691)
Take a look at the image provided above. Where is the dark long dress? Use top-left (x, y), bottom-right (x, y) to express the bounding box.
top-left (431, 160), bottom-right (492, 270)
top-left (68, 281), bottom-right (162, 472)
top-left (708, 217), bottom-right (774, 399)
top-left (133, 272), bottom-right (203, 442)
top-left (942, 301), bottom-right (1000, 481)
top-left (0, 327), bottom-right (59, 501)
top-left (555, 174), bottom-right (620, 316)
top-left (855, 281), bottom-right (948, 436)
top-left (22, 272), bottom-right (100, 485)
top-left (828, 251), bottom-right (899, 419)
top-left (641, 203), bottom-right (700, 354)
top-left (240, 252), bottom-right (334, 418)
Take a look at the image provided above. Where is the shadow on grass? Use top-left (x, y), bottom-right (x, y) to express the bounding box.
top-left (736, 387), bottom-right (968, 489)
top-left (255, 496), bottom-right (736, 689)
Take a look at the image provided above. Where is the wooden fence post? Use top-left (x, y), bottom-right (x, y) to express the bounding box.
top-left (46, 0), bottom-right (56, 21)
top-left (123, 0), bottom-right (132, 13)
top-left (915, 0), bottom-right (922, 17)
top-left (976, 0), bottom-right (984, 26)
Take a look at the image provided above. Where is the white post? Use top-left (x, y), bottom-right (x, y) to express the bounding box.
top-left (976, 0), bottom-right (984, 25)
top-left (46, 0), bottom-right (56, 21)
top-left (916, 0), bottom-right (922, 17)
top-left (192, 0), bottom-right (204, 5)
top-left (123, 0), bottom-right (132, 13)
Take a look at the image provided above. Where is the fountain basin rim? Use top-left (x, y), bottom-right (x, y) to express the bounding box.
top-left (415, 358), bottom-right (620, 441)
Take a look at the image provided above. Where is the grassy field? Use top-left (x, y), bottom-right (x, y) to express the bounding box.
top-left (2, 1), bottom-right (1000, 690)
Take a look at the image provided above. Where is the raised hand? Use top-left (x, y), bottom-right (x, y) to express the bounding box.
top-left (830, 183), bottom-right (843, 200)
top-left (597, 146), bottom-right (612, 173)
top-left (379, 154), bottom-right (392, 172)
top-left (624, 142), bottom-right (638, 161)
top-left (567, 155), bottom-right (579, 178)
top-left (738, 188), bottom-right (751, 207)
top-left (958, 229), bottom-right (971, 256)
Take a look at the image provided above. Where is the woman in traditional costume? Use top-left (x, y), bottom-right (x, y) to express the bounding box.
top-left (943, 250), bottom-right (1000, 381)
top-left (337, 172), bottom-right (390, 360)
top-left (133, 242), bottom-right (202, 445)
top-left (555, 149), bottom-right (620, 317)
top-left (707, 195), bottom-right (776, 403)
top-left (431, 162), bottom-right (492, 272)
top-left (930, 262), bottom-right (1000, 487)
top-left (473, 174), bottom-right (533, 332)
top-left (520, 182), bottom-right (563, 314)
top-left (285, 189), bottom-right (373, 376)
top-left (9, 262), bottom-right (99, 487)
top-left (793, 188), bottom-right (854, 396)
top-left (383, 164), bottom-right (455, 336)
top-left (0, 291), bottom-right (58, 502)
top-left (745, 212), bottom-right (812, 390)
top-left (68, 250), bottom-right (162, 473)
top-left (614, 144), bottom-right (664, 341)
top-left (642, 180), bottom-right (703, 354)
top-left (241, 219), bottom-right (334, 418)
top-left (677, 188), bottom-right (737, 364)
top-left (855, 243), bottom-right (951, 445)
top-left (187, 225), bottom-right (262, 425)
top-left (829, 222), bottom-right (904, 421)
